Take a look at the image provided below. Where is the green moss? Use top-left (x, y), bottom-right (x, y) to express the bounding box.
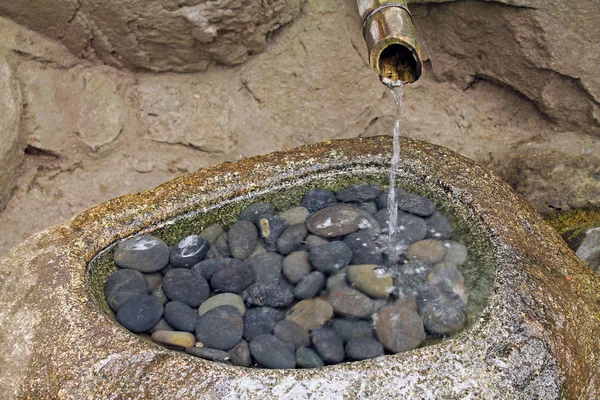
top-left (546, 207), bottom-right (600, 250)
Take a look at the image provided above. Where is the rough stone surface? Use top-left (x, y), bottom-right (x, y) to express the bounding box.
top-left (195, 305), bottom-right (243, 351)
top-left (375, 297), bottom-right (426, 354)
top-left (163, 301), bottom-right (198, 333)
top-left (242, 306), bottom-right (285, 342)
top-left (0, 137), bottom-right (599, 399)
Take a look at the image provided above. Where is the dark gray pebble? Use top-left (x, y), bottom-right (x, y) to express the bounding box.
top-left (353, 201), bottom-right (378, 215)
top-left (113, 235), bottom-right (170, 273)
top-left (311, 327), bottom-right (345, 364)
top-left (239, 202), bottom-right (275, 224)
top-left (105, 269), bottom-right (148, 312)
top-left (375, 210), bottom-right (428, 244)
top-left (243, 307), bottom-right (285, 341)
top-left (293, 271), bottom-right (326, 300)
top-left (149, 318), bottom-right (173, 333)
top-left (210, 259), bottom-right (255, 293)
top-left (308, 241), bottom-right (352, 275)
top-left (249, 334), bottom-right (296, 369)
top-left (417, 285), bottom-right (466, 336)
top-left (391, 259), bottom-right (432, 297)
top-left (296, 347), bottom-right (324, 368)
top-left (170, 235), bottom-right (210, 268)
top-left (164, 301), bottom-right (198, 332)
top-left (375, 188), bottom-right (408, 210)
top-left (397, 193), bottom-right (436, 217)
top-left (277, 223), bottom-right (308, 255)
top-left (228, 220), bottom-right (259, 260)
top-left (345, 337), bottom-right (384, 360)
top-left (162, 269), bottom-right (210, 308)
top-left (256, 214), bottom-right (289, 252)
top-left (331, 319), bottom-right (374, 343)
top-left (425, 211), bottom-right (453, 240)
top-left (282, 251), bottom-right (311, 284)
top-left (206, 232), bottom-right (231, 259)
top-left (243, 280), bottom-right (294, 308)
top-left (227, 339), bottom-right (252, 367)
top-left (343, 232), bottom-right (383, 265)
top-left (186, 347), bottom-right (231, 363)
top-left (301, 188), bottom-right (338, 212)
top-left (116, 295), bottom-right (163, 333)
top-left (195, 305), bottom-right (243, 350)
top-left (272, 320), bottom-right (311, 349)
top-left (304, 234), bottom-right (329, 250)
top-left (247, 252), bottom-right (283, 283)
top-left (190, 259), bottom-right (220, 280)
top-left (336, 184), bottom-right (382, 203)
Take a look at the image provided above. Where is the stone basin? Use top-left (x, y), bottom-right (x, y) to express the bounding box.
top-left (0, 136), bottom-right (599, 399)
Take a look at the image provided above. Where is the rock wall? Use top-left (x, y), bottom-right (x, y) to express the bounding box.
top-left (410, 0), bottom-right (600, 135)
top-left (0, 0), bottom-right (304, 72)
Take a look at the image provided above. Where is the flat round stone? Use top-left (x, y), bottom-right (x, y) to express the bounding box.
top-left (293, 271), bottom-right (326, 300)
top-left (105, 269), bottom-right (148, 312)
top-left (295, 347), bottom-right (324, 368)
top-left (428, 262), bottom-right (467, 303)
top-left (336, 184), bottom-right (382, 203)
top-left (301, 188), bottom-right (338, 212)
top-left (162, 269), bottom-right (209, 308)
top-left (406, 239), bottom-right (448, 264)
top-left (375, 297), bottom-right (426, 353)
top-left (279, 206), bottom-right (310, 225)
top-left (417, 285), bottom-right (466, 335)
top-left (199, 224), bottom-right (224, 244)
top-left (210, 259), bottom-right (255, 293)
top-left (151, 330), bottom-right (196, 349)
top-left (327, 287), bottom-right (374, 319)
top-left (304, 234), bottom-right (329, 250)
top-left (282, 251), bottom-right (311, 284)
top-left (198, 293), bottom-right (246, 316)
top-left (243, 307), bottom-right (285, 341)
top-left (113, 235), bottom-right (169, 273)
top-left (305, 205), bottom-right (362, 238)
top-left (375, 210), bottom-right (428, 244)
top-left (186, 347), bottom-right (231, 363)
top-left (190, 259), bottom-right (220, 280)
top-left (375, 188), bottom-right (408, 210)
top-left (277, 223), bottom-right (308, 255)
top-left (243, 280), bottom-right (294, 308)
top-left (247, 252), bottom-right (283, 283)
top-left (331, 318), bottom-right (374, 343)
top-left (116, 295), bottom-right (163, 333)
top-left (272, 320), bottom-right (311, 349)
top-left (286, 298), bottom-right (333, 332)
top-left (169, 235), bottom-right (210, 268)
top-left (249, 334), bottom-right (296, 369)
top-left (425, 211), bottom-right (453, 240)
top-left (397, 193), bottom-right (436, 217)
top-left (343, 232), bottom-right (383, 265)
top-left (195, 305), bottom-right (243, 350)
top-left (228, 220), bottom-right (259, 260)
top-left (227, 339), bottom-right (252, 367)
top-left (391, 259), bottom-right (432, 298)
top-left (308, 241), bottom-right (352, 275)
top-left (163, 301), bottom-right (198, 332)
top-left (311, 327), bottom-right (345, 364)
top-left (345, 337), bottom-right (384, 360)
top-left (347, 264), bottom-right (394, 299)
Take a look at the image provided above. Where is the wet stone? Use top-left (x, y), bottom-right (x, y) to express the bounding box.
top-left (286, 298), bottom-right (334, 332)
top-left (344, 232), bottom-right (383, 265)
top-left (151, 330), bottom-right (195, 349)
top-left (195, 305), bottom-right (243, 350)
top-left (345, 337), bottom-right (384, 361)
top-left (210, 259), bottom-right (255, 293)
top-left (198, 293), bottom-right (246, 316)
top-left (301, 188), bottom-right (337, 212)
top-left (113, 235), bottom-right (170, 273)
top-left (353, 201), bottom-right (378, 215)
top-left (243, 307), bottom-right (285, 341)
top-left (206, 232), bottom-right (231, 259)
top-left (428, 263), bottom-right (467, 303)
top-left (282, 251), bottom-right (311, 284)
top-left (243, 280), bottom-right (294, 308)
top-left (170, 235), bottom-right (210, 268)
top-left (308, 241), bottom-right (352, 275)
top-left (306, 205), bottom-right (362, 238)
top-left (347, 264), bottom-right (394, 299)
top-left (406, 239), bottom-right (447, 264)
top-left (238, 202), bottom-right (275, 224)
top-left (375, 188), bottom-right (408, 210)
top-left (247, 252), bottom-right (283, 283)
top-left (328, 286), bottom-right (374, 319)
top-left (425, 211), bottom-right (453, 240)
top-left (105, 269), bottom-right (148, 312)
top-left (164, 301), bottom-right (198, 332)
top-left (199, 224), bottom-right (224, 244)
top-left (162, 269), bottom-right (209, 308)
top-left (417, 285), bottom-right (467, 336)
top-left (293, 271), bottom-right (326, 300)
top-left (277, 223), bottom-right (308, 255)
top-left (355, 208), bottom-right (382, 238)
top-left (228, 220), bottom-right (259, 260)
top-left (186, 347), bottom-right (231, 363)
top-left (375, 297), bottom-right (426, 353)
top-left (375, 210), bottom-right (428, 244)
top-left (392, 259), bottom-right (432, 297)
top-left (227, 339), bottom-right (252, 367)
top-left (257, 214), bottom-right (289, 252)
top-left (249, 334), bottom-right (296, 369)
top-left (311, 327), bottom-right (345, 365)
top-left (116, 295), bottom-right (163, 333)
top-left (272, 320), bottom-right (311, 349)
top-left (397, 193), bottom-right (436, 217)
top-left (296, 347), bottom-right (324, 368)
top-left (444, 241), bottom-right (469, 266)
top-left (331, 318), bottom-right (374, 343)
top-left (336, 184), bottom-right (382, 203)
top-left (279, 206), bottom-right (309, 225)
